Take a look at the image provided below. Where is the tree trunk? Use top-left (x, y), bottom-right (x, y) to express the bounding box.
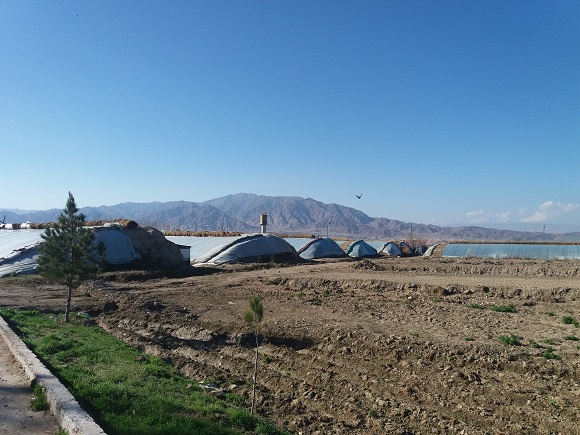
top-left (251, 328), bottom-right (259, 415)
top-left (65, 284), bottom-right (73, 323)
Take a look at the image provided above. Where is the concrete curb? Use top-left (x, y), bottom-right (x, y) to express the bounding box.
top-left (0, 315), bottom-right (106, 435)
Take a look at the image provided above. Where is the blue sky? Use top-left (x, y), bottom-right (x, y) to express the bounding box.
top-left (1, 1), bottom-right (579, 231)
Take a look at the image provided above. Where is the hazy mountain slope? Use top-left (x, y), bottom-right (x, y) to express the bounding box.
top-left (0, 194), bottom-right (561, 241)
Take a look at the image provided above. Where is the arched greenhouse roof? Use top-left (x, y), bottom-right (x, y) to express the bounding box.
top-left (0, 226), bottom-right (142, 277)
top-left (166, 236), bottom-right (243, 262)
top-left (377, 242), bottom-right (403, 256)
top-left (293, 238), bottom-right (345, 259)
top-left (442, 243), bottom-right (580, 260)
top-left (344, 240), bottom-right (377, 258)
top-left (167, 234), bottom-right (298, 264)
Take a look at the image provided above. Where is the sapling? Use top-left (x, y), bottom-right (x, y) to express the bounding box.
top-left (243, 295), bottom-right (264, 415)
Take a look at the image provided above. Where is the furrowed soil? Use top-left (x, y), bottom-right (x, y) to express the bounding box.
top-left (1, 257), bottom-right (579, 434)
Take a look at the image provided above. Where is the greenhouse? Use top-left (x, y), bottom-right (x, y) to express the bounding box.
top-left (344, 240), bottom-right (377, 258)
top-left (0, 226), bottom-right (143, 277)
top-left (442, 243), bottom-right (580, 260)
top-left (377, 241), bottom-right (403, 256)
top-left (285, 237), bottom-right (346, 260)
top-left (167, 234), bottom-right (298, 264)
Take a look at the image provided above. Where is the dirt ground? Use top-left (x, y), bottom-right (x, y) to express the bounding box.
top-left (0, 334), bottom-right (60, 434)
top-left (1, 256), bottom-right (579, 434)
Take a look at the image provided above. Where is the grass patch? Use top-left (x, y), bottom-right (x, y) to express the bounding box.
top-left (563, 335), bottom-right (579, 341)
top-left (491, 304), bottom-right (517, 313)
top-left (467, 303), bottom-right (486, 309)
top-left (464, 337), bottom-right (475, 342)
top-left (499, 334), bottom-right (522, 346)
top-left (543, 338), bottom-right (560, 346)
top-left (561, 316), bottom-right (579, 327)
top-left (31, 383), bottom-right (50, 411)
top-left (0, 309), bottom-right (284, 435)
top-left (528, 339), bottom-right (540, 349)
top-left (541, 347), bottom-right (561, 360)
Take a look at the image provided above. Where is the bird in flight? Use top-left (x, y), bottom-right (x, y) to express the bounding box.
top-left (355, 194), bottom-right (362, 199)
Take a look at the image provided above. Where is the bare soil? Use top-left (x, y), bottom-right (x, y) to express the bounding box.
top-left (0, 334), bottom-right (60, 434)
top-left (1, 256), bottom-right (579, 434)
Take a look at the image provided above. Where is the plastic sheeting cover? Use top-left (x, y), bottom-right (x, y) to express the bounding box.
top-left (423, 245), bottom-right (438, 257)
top-left (345, 240), bottom-right (377, 258)
top-left (0, 244), bottom-right (41, 277)
top-left (377, 242), bottom-right (402, 256)
top-left (198, 234), bottom-right (297, 264)
top-left (0, 227), bottom-right (141, 277)
top-left (93, 226), bottom-right (140, 264)
top-left (364, 241), bottom-right (387, 250)
top-left (165, 236), bottom-right (242, 263)
top-left (442, 243), bottom-right (580, 260)
top-left (295, 238), bottom-right (345, 259)
top-left (0, 230), bottom-right (44, 259)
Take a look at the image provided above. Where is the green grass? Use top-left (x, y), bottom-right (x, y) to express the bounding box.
top-left (499, 334), bottom-right (522, 346)
top-left (491, 304), bottom-right (517, 313)
top-left (563, 335), bottom-right (579, 341)
top-left (528, 339), bottom-right (540, 349)
top-left (543, 338), bottom-right (562, 346)
top-left (467, 303), bottom-right (486, 309)
top-left (541, 347), bottom-right (561, 360)
top-left (0, 309), bottom-right (284, 435)
top-left (561, 316), bottom-right (579, 327)
top-left (31, 383), bottom-right (50, 411)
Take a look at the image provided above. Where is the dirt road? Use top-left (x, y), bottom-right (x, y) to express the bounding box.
top-left (1, 256), bottom-right (579, 434)
top-left (0, 334), bottom-right (60, 434)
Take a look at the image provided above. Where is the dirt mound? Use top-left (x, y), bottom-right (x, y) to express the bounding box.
top-left (123, 226), bottom-right (187, 269)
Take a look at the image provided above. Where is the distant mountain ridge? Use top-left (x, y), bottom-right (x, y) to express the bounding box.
top-left (1, 193), bottom-right (560, 242)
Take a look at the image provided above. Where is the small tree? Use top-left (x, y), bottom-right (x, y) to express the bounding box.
top-left (243, 295), bottom-right (263, 415)
top-left (38, 192), bottom-right (105, 322)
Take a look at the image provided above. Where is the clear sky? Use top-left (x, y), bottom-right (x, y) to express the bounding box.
top-left (1, 1), bottom-right (579, 231)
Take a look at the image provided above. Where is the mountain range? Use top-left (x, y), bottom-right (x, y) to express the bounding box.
top-left (1, 193), bottom-right (561, 242)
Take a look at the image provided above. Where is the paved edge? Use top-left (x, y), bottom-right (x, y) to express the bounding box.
top-left (0, 315), bottom-right (106, 435)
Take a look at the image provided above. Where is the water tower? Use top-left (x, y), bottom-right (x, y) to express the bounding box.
top-left (260, 214), bottom-right (268, 234)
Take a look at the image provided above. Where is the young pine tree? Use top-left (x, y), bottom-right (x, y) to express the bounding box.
top-left (243, 295), bottom-right (264, 415)
top-left (38, 192), bottom-right (105, 322)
